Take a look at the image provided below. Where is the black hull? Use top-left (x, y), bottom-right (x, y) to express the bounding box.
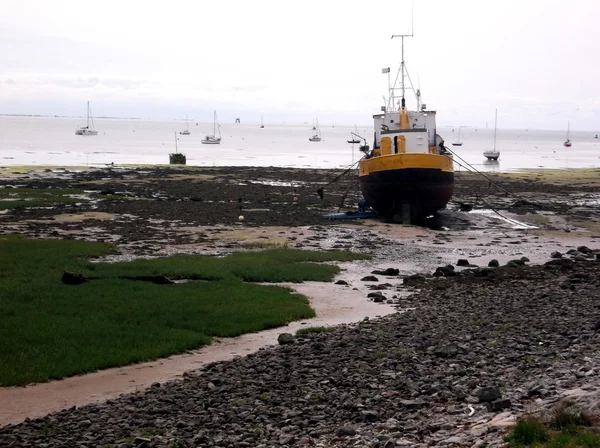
top-left (359, 168), bottom-right (454, 219)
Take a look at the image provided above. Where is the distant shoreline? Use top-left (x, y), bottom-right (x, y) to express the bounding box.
top-left (0, 114), bottom-right (142, 120)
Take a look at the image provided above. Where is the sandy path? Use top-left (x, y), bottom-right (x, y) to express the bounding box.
top-left (0, 272), bottom-right (396, 427)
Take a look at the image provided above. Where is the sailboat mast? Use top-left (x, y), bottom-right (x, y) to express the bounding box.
top-left (493, 109), bottom-right (498, 151)
top-left (213, 110), bottom-right (216, 136)
top-left (87, 101), bottom-right (90, 128)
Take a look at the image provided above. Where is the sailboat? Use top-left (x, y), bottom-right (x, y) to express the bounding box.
top-left (260, 116), bottom-right (264, 129)
top-left (169, 132), bottom-right (186, 164)
top-left (309, 118), bottom-right (322, 142)
top-left (483, 109), bottom-right (500, 161)
top-left (201, 110), bottom-right (222, 144)
top-left (179, 115), bottom-right (191, 135)
top-left (563, 121), bottom-right (572, 147)
top-left (347, 125), bottom-right (361, 143)
top-left (452, 127), bottom-right (463, 146)
top-left (75, 101), bottom-right (98, 136)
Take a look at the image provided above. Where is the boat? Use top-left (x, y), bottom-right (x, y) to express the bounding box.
top-left (309, 119), bottom-right (322, 142)
top-left (75, 101), bottom-right (98, 136)
top-left (179, 115), bottom-right (191, 135)
top-left (452, 127), bottom-right (463, 146)
top-left (169, 132), bottom-right (186, 165)
top-left (201, 110), bottom-right (222, 145)
top-left (483, 110), bottom-right (500, 161)
top-left (595, 134), bottom-right (598, 139)
top-left (347, 125), bottom-right (361, 143)
top-left (563, 121), bottom-right (572, 147)
top-left (358, 33), bottom-right (454, 223)
top-left (260, 116), bottom-right (265, 129)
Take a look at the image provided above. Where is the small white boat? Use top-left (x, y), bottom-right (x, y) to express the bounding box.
top-left (309, 118), bottom-right (322, 142)
top-left (179, 115), bottom-right (191, 135)
top-left (201, 110), bottom-right (222, 145)
top-left (563, 121), bottom-right (572, 147)
top-left (75, 101), bottom-right (98, 136)
top-left (483, 109), bottom-right (500, 160)
top-left (452, 126), bottom-right (463, 146)
top-left (347, 124), bottom-right (361, 143)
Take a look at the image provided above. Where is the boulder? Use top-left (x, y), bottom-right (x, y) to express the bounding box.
top-left (488, 259), bottom-right (500, 267)
top-left (277, 333), bottom-right (295, 345)
top-left (486, 398), bottom-right (511, 412)
top-left (361, 276), bottom-right (379, 282)
top-left (478, 386), bottom-right (502, 403)
top-left (457, 259), bottom-right (470, 267)
top-left (371, 268), bottom-right (400, 276)
top-left (550, 251), bottom-right (563, 259)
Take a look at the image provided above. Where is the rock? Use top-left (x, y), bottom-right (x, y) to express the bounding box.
top-left (457, 259), bottom-right (470, 267)
top-left (577, 246), bottom-right (591, 254)
top-left (403, 274), bottom-right (426, 286)
top-left (486, 398), bottom-right (511, 412)
top-left (398, 400), bottom-right (427, 410)
top-left (335, 280), bottom-right (349, 285)
top-left (62, 271), bottom-right (89, 285)
top-left (336, 426), bottom-right (357, 437)
top-left (441, 436), bottom-right (466, 445)
top-left (593, 320), bottom-right (600, 331)
top-left (434, 265), bottom-right (457, 277)
top-left (277, 333), bottom-right (295, 345)
top-left (100, 189), bottom-right (116, 195)
top-left (371, 268), bottom-right (399, 276)
top-left (361, 276), bottom-right (379, 282)
top-left (520, 256), bottom-right (530, 263)
top-left (488, 259), bottom-right (500, 267)
top-left (278, 434), bottom-right (295, 445)
top-left (77, 419), bottom-right (92, 428)
top-left (574, 255), bottom-right (588, 262)
top-left (478, 386), bottom-right (502, 403)
top-left (435, 344), bottom-right (459, 358)
top-left (134, 437), bottom-right (151, 445)
top-left (361, 410), bottom-right (379, 423)
top-left (550, 251), bottom-right (563, 259)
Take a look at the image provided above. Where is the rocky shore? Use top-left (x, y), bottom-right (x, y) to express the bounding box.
top-left (1, 254), bottom-right (599, 447)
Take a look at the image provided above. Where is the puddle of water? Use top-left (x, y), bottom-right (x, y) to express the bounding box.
top-left (469, 209), bottom-right (538, 229)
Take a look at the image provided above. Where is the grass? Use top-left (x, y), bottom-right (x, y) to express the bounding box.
top-left (506, 402), bottom-right (600, 447)
top-left (0, 236), bottom-right (367, 386)
top-left (0, 187), bottom-right (89, 209)
top-left (295, 326), bottom-right (334, 336)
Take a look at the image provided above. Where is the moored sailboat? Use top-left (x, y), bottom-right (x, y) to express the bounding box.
top-left (564, 121), bottom-right (572, 147)
top-left (309, 119), bottom-right (322, 142)
top-left (75, 101), bottom-right (98, 136)
top-left (483, 109), bottom-right (500, 161)
top-left (201, 111), bottom-right (222, 145)
top-left (358, 33), bottom-right (454, 222)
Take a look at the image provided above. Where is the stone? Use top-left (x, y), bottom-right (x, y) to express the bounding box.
top-left (520, 256), bottom-right (530, 263)
top-left (277, 333), bottom-right (295, 345)
top-left (435, 344), bottom-right (459, 358)
top-left (62, 271), bottom-right (89, 285)
top-left (478, 386), bottom-right (502, 403)
top-left (577, 246), bottom-right (591, 254)
top-left (486, 398), bottom-right (511, 412)
top-left (336, 426), bottom-right (357, 437)
top-left (371, 268), bottom-right (400, 276)
top-left (335, 280), bottom-right (349, 285)
top-left (434, 265), bottom-right (457, 277)
top-left (77, 419), bottom-right (92, 428)
top-left (403, 274), bottom-right (426, 286)
top-left (399, 400), bottom-right (427, 410)
top-left (361, 276), bottom-right (379, 282)
top-left (457, 259), bottom-right (470, 267)
top-left (550, 251), bottom-right (563, 259)
top-left (488, 259), bottom-right (500, 267)
top-left (361, 410), bottom-right (379, 423)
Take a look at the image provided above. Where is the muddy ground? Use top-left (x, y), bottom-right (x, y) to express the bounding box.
top-left (1, 165), bottom-right (599, 254)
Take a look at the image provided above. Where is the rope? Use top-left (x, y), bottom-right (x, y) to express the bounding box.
top-left (317, 157), bottom-right (363, 200)
top-left (443, 146), bottom-right (518, 198)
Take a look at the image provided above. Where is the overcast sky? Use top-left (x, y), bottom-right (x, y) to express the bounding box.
top-left (1, 0), bottom-right (599, 130)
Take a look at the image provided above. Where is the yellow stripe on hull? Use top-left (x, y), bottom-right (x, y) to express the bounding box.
top-left (359, 153), bottom-right (454, 177)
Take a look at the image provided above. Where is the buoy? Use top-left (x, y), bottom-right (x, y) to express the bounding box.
top-left (238, 215), bottom-right (245, 222)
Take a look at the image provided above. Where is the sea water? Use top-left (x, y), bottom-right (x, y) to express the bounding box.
top-left (0, 116), bottom-right (598, 172)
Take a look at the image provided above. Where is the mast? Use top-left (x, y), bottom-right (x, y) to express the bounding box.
top-left (391, 23), bottom-right (413, 130)
top-left (174, 131), bottom-right (178, 153)
top-left (86, 101), bottom-right (90, 128)
top-left (493, 109), bottom-right (498, 151)
top-left (213, 110), bottom-right (216, 136)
